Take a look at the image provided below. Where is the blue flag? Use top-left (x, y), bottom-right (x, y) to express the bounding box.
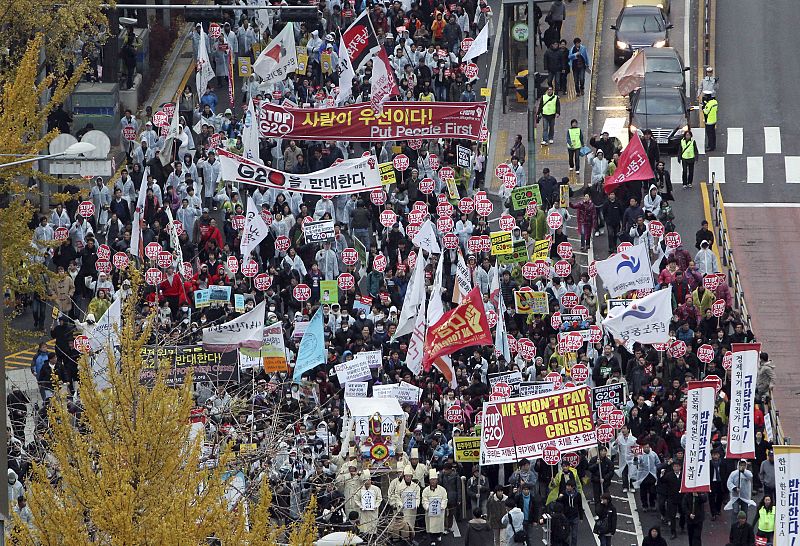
top-left (293, 307), bottom-right (326, 382)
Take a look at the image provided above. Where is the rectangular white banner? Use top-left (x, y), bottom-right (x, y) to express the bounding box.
top-left (218, 148), bottom-right (382, 196)
top-left (681, 380), bottom-right (716, 493)
top-left (594, 242), bottom-right (653, 296)
top-left (774, 446), bottom-right (800, 546)
top-left (345, 382), bottom-right (368, 398)
top-left (727, 343), bottom-right (760, 459)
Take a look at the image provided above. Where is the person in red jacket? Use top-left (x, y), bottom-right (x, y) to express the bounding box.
top-left (569, 191), bottom-right (597, 252)
top-left (200, 219), bottom-right (224, 255)
top-left (159, 266), bottom-right (188, 315)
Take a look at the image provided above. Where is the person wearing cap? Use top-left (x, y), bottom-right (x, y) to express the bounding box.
top-left (422, 468), bottom-right (448, 542)
top-left (407, 447), bottom-right (428, 485)
top-left (467, 466), bottom-right (490, 516)
top-left (389, 465), bottom-right (422, 530)
top-left (698, 66), bottom-right (719, 105)
top-left (726, 459), bottom-right (755, 524)
top-left (355, 469), bottom-right (382, 536)
top-left (335, 450), bottom-right (363, 517)
top-left (728, 509), bottom-right (755, 546)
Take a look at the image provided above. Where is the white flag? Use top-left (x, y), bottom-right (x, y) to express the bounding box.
top-left (427, 254), bottom-right (446, 326)
top-left (393, 254), bottom-right (427, 339)
top-left (336, 33), bottom-right (355, 106)
top-left (242, 98), bottom-right (260, 161)
top-left (196, 25), bottom-right (215, 99)
top-left (129, 167), bottom-right (150, 259)
top-left (203, 300), bottom-right (266, 352)
top-left (452, 249), bottom-right (472, 304)
top-left (240, 195), bottom-right (269, 262)
top-left (165, 207), bottom-right (184, 270)
top-left (158, 101), bottom-right (181, 166)
top-left (727, 343), bottom-right (760, 459)
top-left (601, 287), bottom-right (672, 345)
top-left (82, 296), bottom-right (121, 390)
top-left (594, 242), bottom-right (653, 296)
top-left (681, 380), bottom-right (716, 493)
top-left (253, 23), bottom-right (297, 84)
top-left (370, 48), bottom-right (398, 115)
top-left (462, 25), bottom-right (489, 62)
top-left (494, 286), bottom-right (511, 362)
top-left (406, 294), bottom-right (426, 375)
top-left (412, 219), bottom-right (441, 254)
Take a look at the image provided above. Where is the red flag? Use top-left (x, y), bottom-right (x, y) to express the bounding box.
top-left (603, 133), bottom-right (655, 194)
top-left (423, 286), bottom-right (492, 371)
top-left (370, 48), bottom-right (399, 115)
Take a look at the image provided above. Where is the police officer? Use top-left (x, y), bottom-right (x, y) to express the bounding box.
top-left (679, 130), bottom-right (698, 188)
top-left (703, 95), bottom-right (718, 152)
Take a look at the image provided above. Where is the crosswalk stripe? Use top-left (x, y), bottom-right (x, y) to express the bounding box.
top-left (727, 128), bottom-right (743, 155)
top-left (670, 157), bottom-right (681, 182)
top-left (708, 156), bottom-right (726, 184)
top-left (764, 127), bottom-right (782, 154)
top-left (694, 131), bottom-right (706, 155)
top-left (601, 116), bottom-right (629, 148)
top-left (747, 157), bottom-right (764, 184)
top-left (785, 157), bottom-right (800, 183)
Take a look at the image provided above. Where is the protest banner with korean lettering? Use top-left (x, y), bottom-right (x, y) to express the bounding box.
top-left (379, 162), bottom-right (397, 185)
top-left (480, 385), bottom-right (596, 464)
top-left (510, 185), bottom-right (543, 212)
top-left (139, 345), bottom-right (240, 387)
top-left (219, 148), bottom-right (381, 196)
top-left (496, 240), bottom-right (530, 265)
top-left (454, 436), bottom-right (481, 462)
top-left (489, 231), bottom-right (513, 255)
top-left (774, 445), bottom-right (800, 546)
top-left (304, 219), bottom-right (335, 243)
top-left (681, 380), bottom-right (716, 493)
top-left (514, 290), bottom-right (549, 315)
top-left (727, 343), bottom-right (760, 459)
top-left (533, 239), bottom-right (551, 261)
top-left (259, 101), bottom-right (486, 141)
top-left (488, 370), bottom-right (523, 397)
top-left (519, 381), bottom-right (556, 397)
top-left (591, 383), bottom-right (626, 415)
top-left (423, 287), bottom-right (492, 370)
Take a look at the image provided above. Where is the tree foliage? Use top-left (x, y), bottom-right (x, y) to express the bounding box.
top-left (10, 272), bottom-right (318, 544)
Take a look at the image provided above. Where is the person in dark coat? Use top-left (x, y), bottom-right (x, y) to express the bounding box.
top-left (729, 510), bottom-right (756, 546)
top-left (464, 507), bottom-right (494, 546)
top-left (594, 494), bottom-right (617, 546)
top-left (587, 446), bottom-right (614, 503)
top-left (642, 526), bottom-right (668, 546)
top-left (659, 460), bottom-right (686, 538)
top-left (683, 492), bottom-right (707, 546)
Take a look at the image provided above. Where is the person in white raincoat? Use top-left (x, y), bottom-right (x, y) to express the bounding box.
top-left (613, 425), bottom-right (638, 492)
top-left (335, 460), bottom-right (363, 517)
top-left (355, 469), bottom-right (382, 536)
top-left (725, 459), bottom-right (756, 523)
top-left (389, 465), bottom-right (422, 528)
top-left (422, 469), bottom-right (448, 539)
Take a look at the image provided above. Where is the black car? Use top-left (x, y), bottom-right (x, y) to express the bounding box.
top-left (611, 6), bottom-right (672, 65)
top-left (628, 85), bottom-right (690, 151)
top-left (641, 47), bottom-right (689, 92)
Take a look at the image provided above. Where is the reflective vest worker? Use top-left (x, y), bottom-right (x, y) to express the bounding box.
top-left (703, 98), bottom-right (718, 125)
top-left (680, 134), bottom-right (697, 161)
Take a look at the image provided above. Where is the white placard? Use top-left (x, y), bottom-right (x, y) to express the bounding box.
top-left (402, 490), bottom-right (417, 510)
top-left (373, 384), bottom-right (399, 398)
top-left (428, 497), bottom-right (442, 517)
top-left (397, 381), bottom-right (423, 404)
top-left (361, 350), bottom-right (383, 369)
top-left (344, 357), bottom-right (372, 383)
top-left (238, 350), bottom-right (262, 370)
top-left (361, 489), bottom-right (376, 511)
top-left (345, 382), bottom-right (368, 398)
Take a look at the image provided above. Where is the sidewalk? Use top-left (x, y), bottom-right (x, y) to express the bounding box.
top-left (487, 0), bottom-right (599, 194)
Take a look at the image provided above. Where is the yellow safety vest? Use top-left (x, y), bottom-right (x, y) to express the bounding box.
top-left (758, 507), bottom-right (775, 533)
top-left (703, 99), bottom-right (718, 125)
top-left (568, 127), bottom-right (582, 149)
top-left (681, 139), bottom-right (696, 160)
top-left (542, 94), bottom-right (558, 116)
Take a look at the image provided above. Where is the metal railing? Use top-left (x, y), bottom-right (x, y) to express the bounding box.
top-left (707, 176), bottom-right (786, 445)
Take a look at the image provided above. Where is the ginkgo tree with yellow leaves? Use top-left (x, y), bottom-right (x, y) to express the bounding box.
top-left (9, 272), bottom-right (317, 545)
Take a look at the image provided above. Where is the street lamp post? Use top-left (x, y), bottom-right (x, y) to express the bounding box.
top-left (0, 142), bottom-right (96, 170)
top-left (527, 0), bottom-right (537, 190)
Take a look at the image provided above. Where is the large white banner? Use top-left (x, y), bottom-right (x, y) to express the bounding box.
top-left (252, 22), bottom-right (297, 84)
top-left (83, 297), bottom-right (121, 390)
top-left (595, 242), bottom-right (653, 296)
top-left (774, 446), bottom-right (800, 546)
top-left (240, 195), bottom-right (269, 260)
top-left (202, 300), bottom-right (265, 352)
top-left (218, 148), bottom-right (382, 195)
top-left (727, 343), bottom-right (760, 459)
top-left (681, 380), bottom-right (716, 493)
top-left (601, 287), bottom-right (672, 345)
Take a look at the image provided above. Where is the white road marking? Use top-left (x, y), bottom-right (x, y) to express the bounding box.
top-left (764, 127), bottom-right (782, 154)
top-left (581, 496), bottom-right (601, 546)
top-left (670, 156), bottom-right (681, 182)
top-left (627, 487), bottom-right (645, 544)
top-left (785, 157), bottom-right (800, 183)
top-left (451, 520), bottom-right (461, 538)
top-left (595, 106), bottom-right (628, 111)
top-left (724, 202), bottom-right (800, 208)
top-left (747, 156), bottom-right (764, 184)
top-left (708, 156), bottom-right (726, 184)
top-left (727, 128), bottom-right (743, 154)
top-left (615, 529), bottom-right (639, 535)
top-left (694, 131), bottom-right (706, 155)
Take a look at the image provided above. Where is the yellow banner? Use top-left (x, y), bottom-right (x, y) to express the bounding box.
top-left (559, 184), bottom-right (570, 209)
top-left (297, 53), bottom-right (309, 75)
top-left (515, 290), bottom-right (549, 314)
top-left (533, 239), bottom-right (551, 261)
top-left (321, 52), bottom-right (333, 74)
top-left (445, 177), bottom-right (459, 200)
top-left (490, 231), bottom-right (513, 255)
top-left (237, 57), bottom-right (252, 78)
top-left (379, 162), bottom-right (396, 185)
top-left (454, 436), bottom-right (481, 462)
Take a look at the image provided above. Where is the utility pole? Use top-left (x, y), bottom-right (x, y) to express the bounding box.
top-left (526, 0), bottom-right (537, 189)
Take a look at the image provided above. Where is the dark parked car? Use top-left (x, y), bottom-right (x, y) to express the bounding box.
top-left (611, 6), bottom-right (672, 65)
top-left (640, 47), bottom-right (689, 92)
top-left (628, 85), bottom-right (690, 151)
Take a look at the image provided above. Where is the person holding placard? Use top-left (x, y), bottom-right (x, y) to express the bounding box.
top-left (389, 466), bottom-right (422, 531)
top-left (356, 470), bottom-right (382, 537)
top-left (422, 469), bottom-right (448, 543)
top-left (335, 459), bottom-right (363, 518)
